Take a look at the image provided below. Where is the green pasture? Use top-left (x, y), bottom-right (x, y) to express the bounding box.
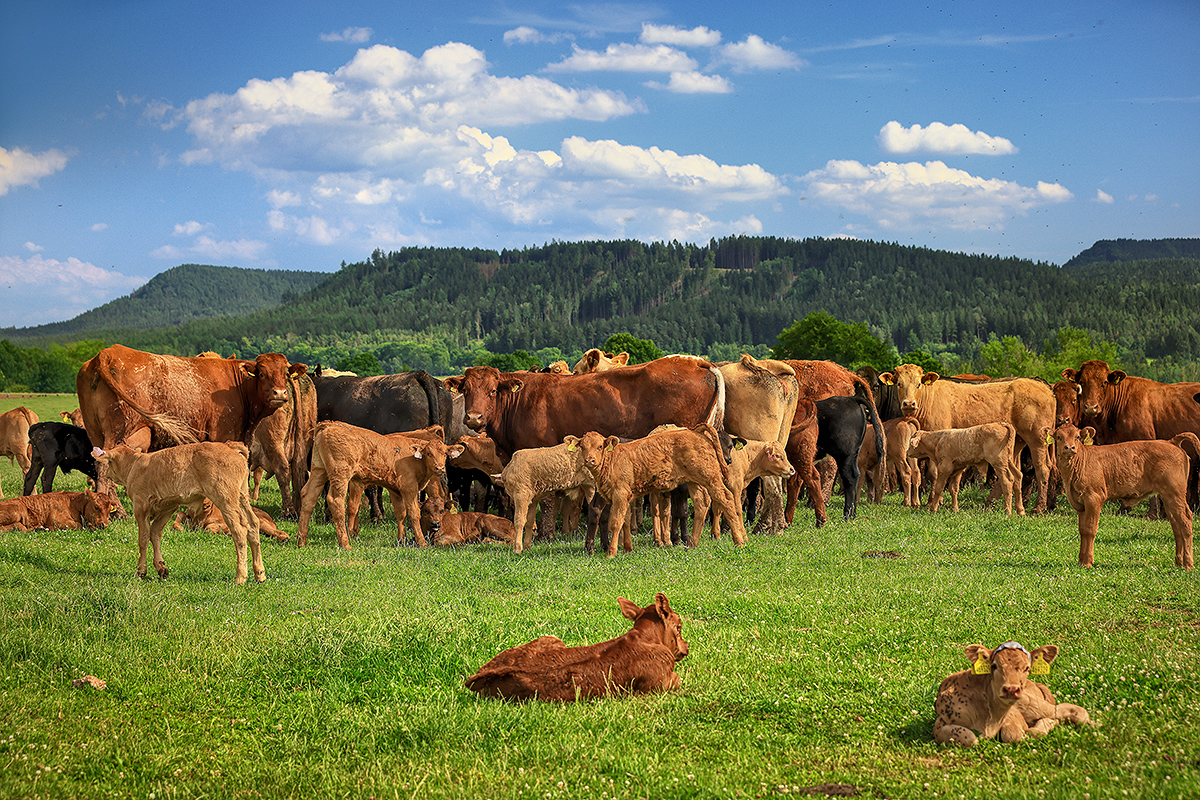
top-left (1, 395), bottom-right (1197, 799)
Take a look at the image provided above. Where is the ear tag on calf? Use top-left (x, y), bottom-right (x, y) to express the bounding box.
top-left (1082, 432), bottom-right (1094, 446)
top-left (1030, 654), bottom-right (1051, 676)
top-left (566, 442), bottom-right (576, 452)
top-left (1045, 432), bottom-right (1054, 446)
top-left (972, 656), bottom-right (993, 675)
top-left (605, 442), bottom-right (614, 452)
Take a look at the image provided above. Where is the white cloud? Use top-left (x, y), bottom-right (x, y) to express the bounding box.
top-left (878, 121), bottom-right (1017, 156)
top-left (267, 189), bottom-right (302, 208)
top-left (321, 27), bottom-right (373, 44)
top-left (803, 159), bottom-right (1072, 230)
top-left (0, 254), bottom-right (146, 327)
top-left (24, 242), bottom-right (44, 253)
top-left (640, 23), bottom-right (721, 48)
top-left (91, 223), bottom-right (108, 232)
top-left (153, 229), bottom-right (271, 262)
top-left (267, 211), bottom-right (343, 245)
top-left (718, 35), bottom-right (804, 72)
top-left (0, 145), bottom-right (69, 195)
top-left (173, 220), bottom-right (209, 236)
top-left (647, 71), bottom-right (733, 94)
top-left (545, 43), bottom-right (697, 73)
top-left (503, 26), bottom-right (571, 45)
top-left (1095, 189), bottom-right (1114, 204)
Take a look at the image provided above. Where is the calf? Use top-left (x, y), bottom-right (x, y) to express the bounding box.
top-left (420, 496), bottom-right (516, 546)
top-left (0, 490), bottom-right (113, 531)
top-left (934, 642), bottom-right (1090, 746)
top-left (491, 439), bottom-right (596, 553)
top-left (1054, 424), bottom-right (1198, 569)
top-left (906, 422), bottom-right (1024, 515)
top-left (704, 438), bottom-right (794, 545)
top-left (577, 425), bottom-right (746, 558)
top-left (23, 422), bottom-right (98, 496)
top-left (61, 408), bottom-right (85, 427)
top-left (172, 498), bottom-right (290, 542)
top-left (465, 592), bottom-right (687, 701)
top-left (92, 442), bottom-right (263, 584)
top-left (884, 417), bottom-right (922, 508)
top-left (0, 406), bottom-right (38, 497)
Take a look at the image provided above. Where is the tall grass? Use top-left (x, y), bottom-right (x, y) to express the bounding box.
top-left (1, 396), bottom-right (1197, 799)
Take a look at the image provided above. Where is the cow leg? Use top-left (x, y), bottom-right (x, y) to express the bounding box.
top-left (926, 467), bottom-right (949, 513)
top-left (406, 492), bottom-right (427, 547)
top-left (1078, 499), bottom-right (1101, 567)
top-left (211, 494), bottom-right (251, 584)
top-left (687, 486), bottom-right (713, 547)
top-left (296, 467), bottom-right (327, 547)
top-left (786, 466), bottom-right (827, 528)
top-left (135, 510), bottom-right (152, 579)
top-left (756, 476), bottom-right (786, 535)
top-left (837, 456), bottom-right (860, 522)
top-left (366, 485), bottom-right (385, 523)
top-left (326, 478), bottom-right (352, 550)
top-left (536, 493), bottom-right (559, 541)
top-left (1165, 498), bottom-right (1194, 570)
top-left (510, 492), bottom-right (533, 553)
top-left (249, 467), bottom-right (264, 501)
top-left (933, 721), bottom-right (978, 747)
top-left (605, 496), bottom-right (630, 558)
top-left (148, 509), bottom-right (172, 580)
top-left (1023, 438), bottom-right (1051, 514)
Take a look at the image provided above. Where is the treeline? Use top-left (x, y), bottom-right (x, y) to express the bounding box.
top-left (1064, 238), bottom-right (1200, 267)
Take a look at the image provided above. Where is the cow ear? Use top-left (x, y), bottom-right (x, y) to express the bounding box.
top-left (605, 435), bottom-right (619, 452)
top-left (1045, 431), bottom-right (1055, 447)
top-left (449, 446), bottom-right (464, 459)
top-left (289, 363), bottom-right (308, 376)
top-left (412, 447), bottom-right (424, 460)
top-left (1030, 645), bottom-right (1059, 666)
top-left (240, 363), bottom-right (257, 378)
top-left (1108, 370), bottom-right (1127, 385)
top-left (504, 379), bottom-right (524, 394)
top-left (617, 597), bottom-right (641, 621)
top-left (879, 372), bottom-right (895, 386)
top-left (733, 437), bottom-right (746, 450)
top-left (614, 352), bottom-right (630, 366)
top-left (564, 435), bottom-right (578, 452)
top-left (654, 592), bottom-right (673, 618)
top-left (964, 644), bottom-right (990, 665)
top-left (443, 376), bottom-right (462, 393)
top-left (1062, 368), bottom-right (1078, 382)
top-left (921, 371), bottom-right (940, 385)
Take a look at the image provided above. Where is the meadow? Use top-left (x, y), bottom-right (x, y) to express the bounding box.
top-left (0, 394), bottom-right (1197, 799)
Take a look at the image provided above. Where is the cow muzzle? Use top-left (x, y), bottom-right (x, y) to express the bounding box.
top-left (464, 412), bottom-right (485, 430)
top-left (901, 400), bottom-right (918, 415)
top-left (1083, 403), bottom-right (1101, 416)
top-left (1001, 683), bottom-right (1023, 700)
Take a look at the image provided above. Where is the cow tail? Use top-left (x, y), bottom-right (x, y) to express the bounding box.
top-left (854, 383), bottom-right (884, 464)
top-left (705, 366), bottom-right (727, 434)
top-left (1170, 432), bottom-right (1200, 511)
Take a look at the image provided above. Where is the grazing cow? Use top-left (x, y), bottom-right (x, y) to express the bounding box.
top-left (906, 422), bottom-right (1024, 515)
top-left (23, 422), bottom-right (98, 496)
top-left (577, 425), bottom-right (746, 557)
top-left (248, 369), bottom-right (317, 517)
top-left (878, 364), bottom-right (1054, 512)
top-left (296, 422), bottom-right (461, 549)
top-left (173, 498), bottom-right (290, 542)
top-left (572, 348), bottom-right (630, 374)
top-left (443, 356), bottom-right (731, 463)
top-left (76, 345), bottom-right (305, 508)
top-left (465, 593), bottom-right (687, 702)
top-left (490, 439), bottom-right (596, 553)
top-left (1053, 423), bottom-right (1197, 569)
top-left (934, 642), bottom-right (1091, 746)
top-left (420, 496), bottom-right (516, 547)
top-left (92, 442), bottom-right (264, 584)
top-left (0, 490), bottom-right (113, 531)
top-left (0, 406), bottom-right (38, 497)
top-left (61, 408), bottom-right (84, 427)
top-left (1063, 360), bottom-right (1200, 445)
top-left (785, 395), bottom-right (881, 526)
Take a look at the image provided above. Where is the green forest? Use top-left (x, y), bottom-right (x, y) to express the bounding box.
top-left (2, 236), bottom-right (1199, 392)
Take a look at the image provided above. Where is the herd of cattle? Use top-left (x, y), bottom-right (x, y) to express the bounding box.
top-left (0, 345), bottom-right (1197, 582)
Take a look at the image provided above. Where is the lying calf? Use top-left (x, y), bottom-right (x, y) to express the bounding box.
top-left (465, 592), bottom-right (687, 701)
top-left (0, 490), bottom-right (113, 531)
top-left (934, 641), bottom-right (1090, 746)
top-left (421, 497), bottom-right (515, 546)
top-left (172, 498), bottom-right (290, 542)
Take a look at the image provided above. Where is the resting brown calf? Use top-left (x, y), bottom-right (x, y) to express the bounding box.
top-left (0, 490), bottom-right (113, 531)
top-left (465, 592), bottom-right (687, 701)
top-left (906, 422), bottom-right (1024, 515)
top-left (935, 642), bottom-right (1090, 746)
top-left (420, 497), bottom-right (516, 546)
top-left (1054, 423), bottom-right (1197, 569)
top-left (172, 498), bottom-right (290, 542)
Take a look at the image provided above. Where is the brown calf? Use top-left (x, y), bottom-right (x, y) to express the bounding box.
top-left (420, 497), bottom-right (516, 546)
top-left (93, 442), bottom-right (263, 584)
top-left (1053, 423), bottom-right (1197, 569)
top-left (935, 642), bottom-right (1090, 746)
top-left (906, 422), bottom-right (1023, 515)
top-left (172, 498), bottom-right (290, 542)
top-left (704, 438), bottom-right (794, 545)
top-left (465, 592), bottom-right (687, 701)
top-left (0, 406), bottom-right (38, 497)
top-left (0, 490), bottom-right (113, 531)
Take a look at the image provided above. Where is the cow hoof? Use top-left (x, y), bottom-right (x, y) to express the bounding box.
top-left (156, 566), bottom-right (168, 579)
top-left (255, 573), bottom-right (266, 583)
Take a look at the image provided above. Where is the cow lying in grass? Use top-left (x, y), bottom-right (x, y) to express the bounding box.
top-left (420, 496), bottom-right (516, 546)
top-left (465, 592), bottom-right (687, 701)
top-left (906, 422), bottom-right (1024, 515)
top-left (172, 498), bottom-right (290, 542)
top-left (934, 642), bottom-right (1091, 746)
top-left (1053, 423), bottom-right (1198, 569)
top-left (0, 490), bottom-right (113, 531)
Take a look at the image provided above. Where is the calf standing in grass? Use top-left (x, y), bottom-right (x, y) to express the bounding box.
top-left (0, 406), bottom-right (38, 497)
top-left (906, 422), bottom-right (1024, 515)
top-left (0, 490), bottom-right (113, 531)
top-left (465, 592), bottom-right (687, 701)
top-left (1054, 423), bottom-right (1197, 569)
top-left (491, 439), bottom-right (596, 553)
top-left (93, 442), bottom-right (263, 584)
top-left (935, 642), bottom-right (1090, 746)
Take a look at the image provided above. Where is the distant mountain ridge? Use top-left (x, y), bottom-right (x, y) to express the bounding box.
top-left (1064, 238), bottom-right (1200, 267)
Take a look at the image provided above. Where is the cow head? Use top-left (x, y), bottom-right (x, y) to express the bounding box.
top-left (450, 434), bottom-right (504, 475)
top-left (81, 490), bottom-right (113, 529)
top-left (574, 431), bottom-right (617, 474)
top-left (1052, 380), bottom-right (1083, 428)
top-left (618, 592), bottom-right (689, 661)
top-left (444, 366), bottom-right (523, 432)
top-left (1052, 423), bottom-right (1095, 460)
top-left (243, 354), bottom-right (307, 411)
top-left (754, 441), bottom-right (795, 478)
top-left (573, 348), bottom-right (630, 374)
top-left (91, 444), bottom-right (139, 485)
top-left (401, 439), bottom-right (464, 478)
top-left (964, 642), bottom-right (1057, 705)
top-left (1063, 360), bottom-right (1123, 419)
top-left (878, 364), bottom-right (938, 417)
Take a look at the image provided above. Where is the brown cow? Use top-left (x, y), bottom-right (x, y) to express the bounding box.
top-left (934, 642), bottom-right (1091, 746)
top-left (0, 406), bottom-right (38, 497)
top-left (1063, 360), bottom-right (1200, 444)
top-left (490, 439), bottom-right (596, 553)
top-left (465, 593), bottom-right (687, 701)
top-left (906, 422), bottom-right (1023, 515)
top-left (92, 442), bottom-right (264, 584)
top-left (878, 364), bottom-right (1054, 512)
top-left (248, 369), bottom-right (317, 517)
top-left (61, 408), bottom-right (85, 427)
top-left (1053, 423), bottom-right (1197, 569)
top-left (420, 496), bottom-right (516, 546)
top-left (77, 345), bottom-right (306, 508)
top-left (0, 490), bottom-right (113, 531)
top-left (577, 425), bottom-right (746, 557)
top-left (172, 498), bottom-right (290, 542)
top-left (572, 348), bottom-right (629, 374)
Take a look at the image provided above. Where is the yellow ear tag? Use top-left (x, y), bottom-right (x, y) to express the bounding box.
top-left (1030, 654), bottom-right (1051, 676)
top-left (449, 507), bottom-right (458, 515)
top-left (972, 656), bottom-right (993, 675)
top-left (566, 442), bottom-right (576, 452)
top-left (1082, 433), bottom-right (1094, 446)
top-left (1045, 432), bottom-right (1054, 447)
top-left (605, 442), bottom-right (614, 452)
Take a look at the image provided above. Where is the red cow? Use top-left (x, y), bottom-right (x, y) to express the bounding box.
top-left (1063, 360), bottom-right (1200, 444)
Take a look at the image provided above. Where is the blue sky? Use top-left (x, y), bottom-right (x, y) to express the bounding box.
top-left (1, 0), bottom-right (1197, 328)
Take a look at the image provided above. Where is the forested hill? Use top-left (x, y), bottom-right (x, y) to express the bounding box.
top-left (1064, 238), bottom-right (1200, 267)
top-left (2, 264), bottom-right (328, 342)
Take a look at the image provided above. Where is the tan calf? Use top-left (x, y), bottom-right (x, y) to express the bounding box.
top-left (1054, 423), bottom-right (1197, 569)
top-left (0, 490), bottom-right (113, 531)
top-left (572, 348), bottom-right (630, 374)
top-left (420, 497), bottom-right (516, 546)
top-left (884, 417), bottom-right (922, 508)
top-left (704, 439), bottom-right (794, 545)
top-left (491, 439), bottom-right (596, 553)
top-left (907, 422), bottom-right (1024, 515)
top-left (0, 406), bottom-right (38, 497)
top-left (172, 498), bottom-right (290, 542)
top-left (465, 592), bottom-right (687, 701)
top-left (935, 642), bottom-right (1090, 746)
top-left (93, 442), bottom-right (263, 584)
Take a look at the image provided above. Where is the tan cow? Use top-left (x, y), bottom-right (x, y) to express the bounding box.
top-left (572, 348), bottom-right (630, 374)
top-left (92, 442), bottom-right (263, 584)
top-left (1053, 423), bottom-right (1197, 569)
top-left (879, 364), bottom-right (1054, 512)
top-left (490, 439), bottom-right (596, 553)
top-left (465, 592), bottom-right (687, 701)
top-left (420, 496), bottom-right (516, 546)
top-left (906, 422), bottom-right (1023, 515)
top-left (172, 498), bottom-right (290, 542)
top-left (0, 490), bottom-right (113, 531)
top-left (934, 642), bottom-right (1091, 746)
top-left (577, 425), bottom-right (746, 557)
top-left (703, 439), bottom-right (795, 545)
top-left (0, 406), bottom-right (38, 497)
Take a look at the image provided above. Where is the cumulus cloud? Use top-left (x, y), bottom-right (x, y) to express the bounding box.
top-left (646, 71), bottom-right (733, 94)
top-left (1095, 189), bottom-right (1114, 204)
top-left (640, 23), bottom-right (721, 48)
top-left (321, 27), bottom-right (372, 44)
top-left (0, 254), bottom-right (146, 327)
top-left (24, 242), bottom-right (44, 253)
top-left (503, 26), bottom-right (571, 45)
top-left (545, 42), bottom-right (697, 73)
top-left (153, 228), bottom-right (271, 262)
top-left (0, 145), bottom-right (69, 195)
top-left (803, 159), bottom-right (1072, 230)
top-left (719, 35), bottom-right (804, 72)
top-left (173, 220), bottom-right (209, 236)
top-left (878, 121), bottom-right (1017, 156)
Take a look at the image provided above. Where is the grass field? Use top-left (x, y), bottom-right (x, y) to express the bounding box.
top-left (1, 394), bottom-right (1197, 799)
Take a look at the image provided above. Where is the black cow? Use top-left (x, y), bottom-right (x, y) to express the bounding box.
top-left (811, 395), bottom-right (875, 523)
top-left (23, 422), bottom-right (99, 495)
